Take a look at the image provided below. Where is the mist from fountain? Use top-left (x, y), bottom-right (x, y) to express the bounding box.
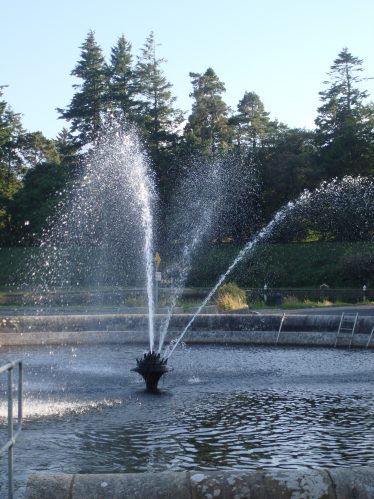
top-left (18, 118), bottom-right (373, 371)
top-left (23, 120), bottom-right (157, 351)
top-left (157, 158), bottom-right (228, 352)
top-left (165, 175), bottom-right (374, 358)
top-left (157, 156), bottom-right (258, 352)
top-left (164, 196), bottom-right (306, 358)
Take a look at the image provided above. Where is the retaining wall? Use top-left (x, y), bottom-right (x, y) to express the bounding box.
top-left (0, 313), bottom-right (373, 348)
top-left (25, 467), bottom-right (374, 498)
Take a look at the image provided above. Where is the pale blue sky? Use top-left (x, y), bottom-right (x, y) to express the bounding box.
top-left (2, 0), bottom-right (374, 138)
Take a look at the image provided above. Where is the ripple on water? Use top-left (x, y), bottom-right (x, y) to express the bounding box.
top-left (69, 389), bottom-right (374, 472)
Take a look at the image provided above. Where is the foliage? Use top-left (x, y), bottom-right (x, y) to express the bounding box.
top-left (0, 87), bottom-right (25, 233)
top-left (1, 242), bottom-right (374, 289)
top-left (270, 176), bottom-right (374, 243)
top-left (259, 127), bottom-right (318, 219)
top-left (57, 30), bottom-right (108, 146)
top-left (231, 91), bottom-right (271, 158)
top-left (185, 68), bottom-right (231, 156)
top-left (135, 33), bottom-right (184, 164)
top-left (18, 131), bottom-right (60, 168)
top-left (107, 35), bottom-right (138, 121)
top-left (6, 162), bottom-right (68, 244)
top-left (216, 281), bottom-right (247, 310)
top-left (185, 241), bottom-right (374, 288)
top-left (338, 252), bottom-right (374, 285)
top-left (315, 48), bottom-right (374, 178)
top-left (1, 42), bottom-right (374, 253)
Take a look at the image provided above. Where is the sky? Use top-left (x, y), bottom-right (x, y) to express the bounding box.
top-left (1, 0), bottom-right (374, 139)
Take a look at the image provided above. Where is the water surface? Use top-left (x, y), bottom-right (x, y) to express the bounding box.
top-left (0, 344), bottom-right (373, 496)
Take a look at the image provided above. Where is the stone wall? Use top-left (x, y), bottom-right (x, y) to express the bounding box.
top-left (26, 467), bottom-right (374, 498)
top-left (0, 313), bottom-right (373, 348)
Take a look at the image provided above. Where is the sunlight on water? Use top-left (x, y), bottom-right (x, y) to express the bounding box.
top-left (0, 398), bottom-right (122, 420)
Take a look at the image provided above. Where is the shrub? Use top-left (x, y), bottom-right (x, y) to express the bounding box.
top-left (318, 299), bottom-right (334, 306)
top-left (125, 295), bottom-right (145, 307)
top-left (216, 282), bottom-right (247, 311)
top-left (282, 295), bottom-right (300, 306)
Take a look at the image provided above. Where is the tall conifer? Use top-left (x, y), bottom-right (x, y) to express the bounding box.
top-left (58, 31), bottom-right (108, 147)
top-left (135, 32), bottom-right (183, 157)
top-left (107, 35), bottom-right (138, 121)
top-left (315, 48), bottom-right (374, 177)
top-left (185, 68), bottom-right (231, 156)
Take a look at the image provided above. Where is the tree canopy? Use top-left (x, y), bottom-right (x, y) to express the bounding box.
top-left (0, 39), bottom-right (373, 249)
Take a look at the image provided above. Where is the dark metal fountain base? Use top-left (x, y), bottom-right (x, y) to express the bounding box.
top-left (132, 351), bottom-right (171, 393)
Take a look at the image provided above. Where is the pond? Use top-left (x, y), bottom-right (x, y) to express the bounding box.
top-left (1, 343), bottom-right (374, 496)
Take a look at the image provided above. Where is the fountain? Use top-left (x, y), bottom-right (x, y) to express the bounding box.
top-left (3, 124), bottom-right (374, 497)
top-left (19, 118), bottom-right (374, 392)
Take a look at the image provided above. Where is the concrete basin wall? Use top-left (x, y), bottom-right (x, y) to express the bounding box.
top-left (0, 313), bottom-right (373, 348)
top-left (26, 467), bottom-right (374, 498)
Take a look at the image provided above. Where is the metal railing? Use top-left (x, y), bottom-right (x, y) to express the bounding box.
top-left (367, 325), bottom-right (374, 349)
top-left (275, 313), bottom-right (286, 345)
top-left (0, 360), bottom-right (23, 499)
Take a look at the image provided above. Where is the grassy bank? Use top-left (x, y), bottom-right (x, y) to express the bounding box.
top-left (0, 241), bottom-right (373, 290)
top-left (187, 241), bottom-right (374, 288)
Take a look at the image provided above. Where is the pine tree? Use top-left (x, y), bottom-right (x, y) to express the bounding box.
top-left (55, 128), bottom-right (78, 164)
top-left (232, 91), bottom-right (271, 155)
top-left (58, 31), bottom-right (108, 147)
top-left (107, 35), bottom-right (138, 121)
top-left (0, 87), bottom-right (24, 183)
top-left (135, 32), bottom-right (183, 157)
top-left (0, 86), bottom-right (24, 235)
top-left (18, 131), bottom-right (60, 168)
top-left (315, 48), bottom-right (374, 177)
top-left (185, 68), bottom-right (231, 156)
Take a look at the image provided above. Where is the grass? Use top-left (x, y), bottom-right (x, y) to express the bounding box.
top-left (188, 241), bottom-right (374, 288)
top-left (1, 241), bottom-right (373, 289)
top-left (249, 298), bottom-right (372, 310)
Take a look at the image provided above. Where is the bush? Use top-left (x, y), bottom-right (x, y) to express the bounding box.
top-left (216, 282), bottom-right (247, 311)
top-left (282, 295), bottom-right (300, 306)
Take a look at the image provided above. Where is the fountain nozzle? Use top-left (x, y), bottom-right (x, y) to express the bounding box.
top-left (132, 351), bottom-right (171, 393)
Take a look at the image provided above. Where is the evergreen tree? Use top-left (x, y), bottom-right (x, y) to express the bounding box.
top-left (58, 31), bottom-right (108, 147)
top-left (232, 91), bottom-right (271, 156)
top-left (135, 32), bottom-right (183, 157)
top-left (0, 86), bottom-right (24, 176)
top-left (55, 128), bottom-right (79, 165)
top-left (0, 86), bottom-right (24, 236)
top-left (259, 127), bottom-right (318, 220)
top-left (107, 35), bottom-right (138, 121)
top-left (7, 162), bottom-right (68, 244)
top-left (185, 68), bottom-right (231, 156)
top-left (315, 48), bottom-right (374, 177)
top-left (18, 131), bottom-right (60, 168)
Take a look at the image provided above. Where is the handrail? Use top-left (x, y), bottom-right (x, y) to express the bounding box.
top-left (0, 360), bottom-right (23, 499)
top-left (275, 313), bottom-right (286, 345)
top-left (366, 325), bottom-right (374, 349)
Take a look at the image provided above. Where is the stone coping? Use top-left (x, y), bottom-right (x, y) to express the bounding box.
top-left (25, 467), bottom-right (374, 498)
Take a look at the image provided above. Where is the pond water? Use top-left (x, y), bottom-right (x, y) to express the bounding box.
top-left (0, 343), bottom-right (374, 496)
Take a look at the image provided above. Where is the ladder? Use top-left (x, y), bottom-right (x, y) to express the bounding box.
top-left (366, 325), bottom-right (374, 349)
top-left (334, 312), bottom-right (358, 348)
